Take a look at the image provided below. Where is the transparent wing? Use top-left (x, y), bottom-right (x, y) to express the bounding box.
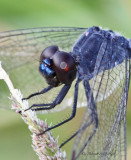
top-left (0, 27), bottom-right (87, 110)
top-left (72, 48), bottom-right (130, 159)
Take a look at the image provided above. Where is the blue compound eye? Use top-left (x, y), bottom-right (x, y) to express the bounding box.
top-left (40, 64), bottom-right (46, 70)
top-left (40, 59), bottom-right (55, 77)
top-left (45, 67), bottom-right (55, 76)
top-left (43, 58), bottom-right (51, 66)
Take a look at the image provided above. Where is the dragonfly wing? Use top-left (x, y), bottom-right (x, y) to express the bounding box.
top-left (0, 27), bottom-right (87, 110)
top-left (71, 38), bottom-right (130, 159)
top-left (0, 27), bottom-right (87, 70)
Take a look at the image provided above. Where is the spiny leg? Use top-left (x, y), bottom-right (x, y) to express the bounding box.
top-left (59, 116), bottom-right (93, 148)
top-left (22, 86), bottom-right (53, 100)
top-left (37, 79), bottom-right (80, 135)
top-left (74, 80), bottom-right (98, 160)
top-left (25, 84), bottom-right (71, 111)
top-left (60, 80), bottom-right (98, 149)
top-left (73, 40), bottom-right (108, 159)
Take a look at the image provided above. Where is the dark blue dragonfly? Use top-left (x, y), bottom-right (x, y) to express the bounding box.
top-left (0, 26), bottom-right (130, 160)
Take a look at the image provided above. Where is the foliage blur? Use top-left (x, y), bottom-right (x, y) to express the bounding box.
top-left (0, 0), bottom-right (131, 159)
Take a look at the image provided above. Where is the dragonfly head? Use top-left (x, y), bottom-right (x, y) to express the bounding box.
top-left (39, 46), bottom-right (77, 87)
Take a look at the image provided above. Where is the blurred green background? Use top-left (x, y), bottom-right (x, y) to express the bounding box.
top-left (0, 0), bottom-right (131, 160)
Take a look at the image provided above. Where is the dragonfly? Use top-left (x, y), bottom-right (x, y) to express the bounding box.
top-left (0, 26), bottom-right (130, 160)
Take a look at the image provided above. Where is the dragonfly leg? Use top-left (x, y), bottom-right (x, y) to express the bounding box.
top-left (25, 84), bottom-right (71, 111)
top-left (69, 80), bottom-right (98, 160)
top-left (83, 80), bottom-right (98, 128)
top-left (37, 79), bottom-right (79, 135)
top-left (59, 116), bottom-right (93, 148)
top-left (60, 80), bottom-right (98, 154)
top-left (73, 80), bottom-right (99, 159)
top-left (22, 86), bottom-right (53, 100)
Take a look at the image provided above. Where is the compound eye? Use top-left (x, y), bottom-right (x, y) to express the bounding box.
top-left (40, 46), bottom-right (59, 62)
top-left (40, 58), bottom-right (55, 78)
top-left (53, 51), bottom-right (76, 72)
top-left (52, 51), bottom-right (76, 84)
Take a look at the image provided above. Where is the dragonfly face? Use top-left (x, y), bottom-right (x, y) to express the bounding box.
top-left (39, 45), bottom-right (77, 87)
